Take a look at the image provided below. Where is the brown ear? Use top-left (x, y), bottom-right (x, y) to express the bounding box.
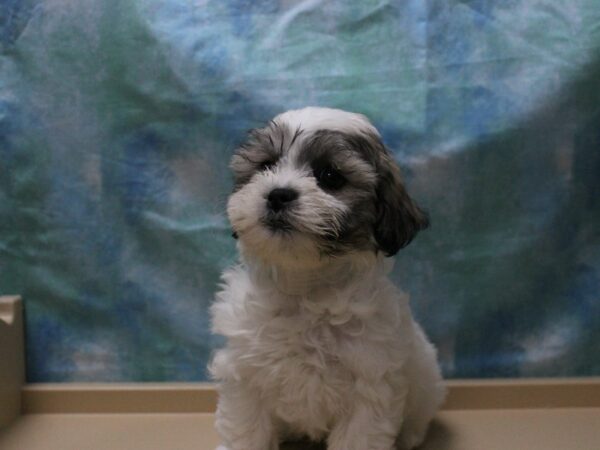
top-left (374, 149), bottom-right (429, 256)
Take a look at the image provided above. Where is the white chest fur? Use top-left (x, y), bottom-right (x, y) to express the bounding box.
top-left (210, 263), bottom-right (412, 440)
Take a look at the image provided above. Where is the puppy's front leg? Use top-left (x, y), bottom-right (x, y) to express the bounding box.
top-left (327, 395), bottom-right (401, 450)
top-left (215, 382), bottom-right (278, 450)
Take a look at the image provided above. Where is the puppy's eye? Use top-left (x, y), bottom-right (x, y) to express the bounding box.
top-left (259, 160), bottom-right (276, 171)
top-left (315, 166), bottom-right (346, 190)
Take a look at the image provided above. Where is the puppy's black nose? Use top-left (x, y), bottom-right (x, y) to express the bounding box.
top-left (267, 188), bottom-right (298, 212)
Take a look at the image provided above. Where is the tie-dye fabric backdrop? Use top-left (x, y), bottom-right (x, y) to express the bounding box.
top-left (1, 0), bottom-right (599, 381)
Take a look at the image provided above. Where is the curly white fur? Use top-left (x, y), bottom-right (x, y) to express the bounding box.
top-left (210, 251), bottom-right (445, 450)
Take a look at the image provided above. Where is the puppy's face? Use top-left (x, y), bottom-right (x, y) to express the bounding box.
top-left (227, 107), bottom-right (428, 266)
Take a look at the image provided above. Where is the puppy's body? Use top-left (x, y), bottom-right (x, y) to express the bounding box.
top-left (210, 108), bottom-right (445, 450)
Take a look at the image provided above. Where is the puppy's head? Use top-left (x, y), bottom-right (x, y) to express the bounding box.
top-left (228, 107), bottom-right (429, 266)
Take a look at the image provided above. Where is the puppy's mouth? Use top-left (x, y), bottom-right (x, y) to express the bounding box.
top-left (262, 213), bottom-right (294, 233)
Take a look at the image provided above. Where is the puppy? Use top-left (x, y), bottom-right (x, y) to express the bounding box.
top-left (210, 107), bottom-right (445, 450)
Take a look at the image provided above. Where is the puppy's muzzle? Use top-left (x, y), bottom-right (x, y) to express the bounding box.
top-left (267, 188), bottom-right (298, 212)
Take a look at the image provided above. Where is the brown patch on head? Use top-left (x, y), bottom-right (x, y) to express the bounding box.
top-left (293, 130), bottom-right (378, 255)
top-left (298, 130), bottom-right (429, 256)
top-left (230, 121), bottom-right (302, 189)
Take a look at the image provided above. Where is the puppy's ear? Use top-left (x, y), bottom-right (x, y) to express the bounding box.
top-left (374, 148), bottom-right (429, 256)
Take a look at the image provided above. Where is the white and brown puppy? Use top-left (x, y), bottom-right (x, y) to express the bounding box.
top-left (210, 107), bottom-right (445, 450)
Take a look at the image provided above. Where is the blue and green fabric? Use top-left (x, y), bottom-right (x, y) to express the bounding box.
top-left (1, 0), bottom-right (599, 381)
